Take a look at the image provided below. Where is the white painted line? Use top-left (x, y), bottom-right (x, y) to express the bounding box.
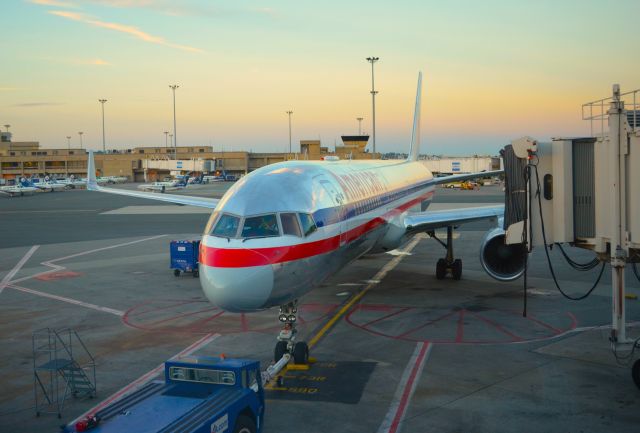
top-left (9, 235), bottom-right (166, 285)
top-left (0, 245), bottom-right (39, 295)
top-left (377, 342), bottom-right (433, 433)
top-left (69, 333), bottom-right (220, 426)
top-left (8, 284), bottom-right (125, 316)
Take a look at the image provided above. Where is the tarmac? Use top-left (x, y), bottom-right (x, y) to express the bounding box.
top-left (1, 183), bottom-right (639, 433)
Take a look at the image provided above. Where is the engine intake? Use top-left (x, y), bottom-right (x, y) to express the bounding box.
top-left (479, 227), bottom-right (526, 281)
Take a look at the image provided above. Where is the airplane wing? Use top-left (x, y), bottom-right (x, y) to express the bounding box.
top-left (433, 169), bottom-right (503, 185)
top-left (86, 151), bottom-right (219, 209)
top-left (404, 205), bottom-right (504, 234)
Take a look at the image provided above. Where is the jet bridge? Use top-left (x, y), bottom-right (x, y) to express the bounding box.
top-left (501, 85), bottom-right (640, 386)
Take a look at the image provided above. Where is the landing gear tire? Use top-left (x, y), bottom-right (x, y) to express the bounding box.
top-left (274, 341), bottom-right (288, 362)
top-left (452, 259), bottom-right (462, 280)
top-left (632, 359), bottom-right (640, 389)
top-left (436, 259), bottom-right (447, 280)
top-left (293, 342), bottom-right (309, 365)
top-left (233, 415), bottom-right (256, 433)
top-left (173, 269), bottom-right (180, 277)
top-left (193, 270), bottom-right (199, 278)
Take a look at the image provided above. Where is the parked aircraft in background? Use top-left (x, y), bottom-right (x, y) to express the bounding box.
top-left (0, 178), bottom-right (38, 197)
top-left (137, 176), bottom-right (190, 193)
top-left (86, 73), bottom-right (520, 364)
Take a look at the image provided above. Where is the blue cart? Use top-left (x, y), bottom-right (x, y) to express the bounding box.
top-left (170, 240), bottom-right (200, 277)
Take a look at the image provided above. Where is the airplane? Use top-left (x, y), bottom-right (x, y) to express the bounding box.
top-left (137, 176), bottom-right (190, 192)
top-left (86, 72), bottom-right (525, 364)
top-left (0, 178), bottom-right (38, 196)
top-left (57, 175), bottom-right (86, 189)
top-left (33, 176), bottom-right (68, 192)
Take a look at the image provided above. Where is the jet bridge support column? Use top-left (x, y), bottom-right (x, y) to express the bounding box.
top-left (608, 85), bottom-right (629, 344)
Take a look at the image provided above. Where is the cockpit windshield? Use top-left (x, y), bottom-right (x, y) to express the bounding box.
top-left (206, 212), bottom-right (316, 239)
top-left (211, 213), bottom-right (240, 238)
top-left (241, 214), bottom-right (279, 238)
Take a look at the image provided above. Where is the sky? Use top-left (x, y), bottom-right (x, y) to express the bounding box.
top-left (2, 0), bottom-right (639, 155)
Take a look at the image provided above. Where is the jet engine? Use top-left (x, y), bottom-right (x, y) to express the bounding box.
top-left (479, 227), bottom-right (526, 281)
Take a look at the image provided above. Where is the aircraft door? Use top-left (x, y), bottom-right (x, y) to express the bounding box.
top-left (318, 179), bottom-right (347, 246)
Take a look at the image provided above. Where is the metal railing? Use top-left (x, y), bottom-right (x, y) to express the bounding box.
top-left (582, 87), bottom-right (640, 137)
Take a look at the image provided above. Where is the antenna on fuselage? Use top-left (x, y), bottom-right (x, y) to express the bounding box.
top-left (407, 71), bottom-right (422, 162)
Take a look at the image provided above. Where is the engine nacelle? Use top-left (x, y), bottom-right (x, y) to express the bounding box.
top-left (479, 227), bottom-right (526, 281)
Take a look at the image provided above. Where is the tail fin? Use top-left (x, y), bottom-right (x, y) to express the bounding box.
top-left (408, 71), bottom-right (422, 162)
top-left (87, 151), bottom-right (98, 190)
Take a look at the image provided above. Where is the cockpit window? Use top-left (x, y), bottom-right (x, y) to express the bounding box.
top-left (241, 214), bottom-right (279, 238)
top-left (280, 213), bottom-right (302, 237)
top-left (204, 211), bottom-right (219, 235)
top-left (298, 213), bottom-right (317, 237)
top-left (211, 213), bottom-right (240, 238)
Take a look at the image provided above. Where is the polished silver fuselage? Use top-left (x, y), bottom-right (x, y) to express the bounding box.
top-left (199, 159), bottom-right (435, 312)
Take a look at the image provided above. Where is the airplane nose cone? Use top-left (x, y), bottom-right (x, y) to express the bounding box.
top-left (199, 264), bottom-right (273, 312)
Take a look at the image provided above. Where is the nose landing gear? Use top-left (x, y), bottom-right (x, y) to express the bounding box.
top-left (274, 301), bottom-right (309, 365)
top-left (430, 226), bottom-right (463, 280)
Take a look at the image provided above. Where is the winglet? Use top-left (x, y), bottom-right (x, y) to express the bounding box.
top-left (87, 150), bottom-right (99, 190)
top-left (408, 71), bottom-right (422, 162)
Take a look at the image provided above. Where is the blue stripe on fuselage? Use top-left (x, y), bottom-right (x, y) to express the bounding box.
top-left (312, 177), bottom-right (435, 228)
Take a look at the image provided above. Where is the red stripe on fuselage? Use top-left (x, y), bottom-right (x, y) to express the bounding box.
top-left (200, 189), bottom-right (434, 268)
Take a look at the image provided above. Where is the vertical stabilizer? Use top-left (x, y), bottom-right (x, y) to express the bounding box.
top-left (87, 151), bottom-right (98, 190)
top-left (408, 71), bottom-right (422, 162)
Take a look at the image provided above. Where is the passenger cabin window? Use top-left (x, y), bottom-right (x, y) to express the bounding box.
top-left (242, 214), bottom-right (279, 238)
top-left (298, 213), bottom-right (317, 237)
top-left (212, 214), bottom-right (240, 238)
top-left (281, 213), bottom-right (302, 237)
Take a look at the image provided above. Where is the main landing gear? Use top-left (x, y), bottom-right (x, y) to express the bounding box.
top-left (274, 301), bottom-right (309, 365)
top-left (429, 226), bottom-right (463, 280)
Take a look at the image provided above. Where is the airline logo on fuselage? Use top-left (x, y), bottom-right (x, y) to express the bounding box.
top-left (331, 171), bottom-right (386, 202)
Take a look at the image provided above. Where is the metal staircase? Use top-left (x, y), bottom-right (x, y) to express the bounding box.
top-left (32, 328), bottom-right (97, 418)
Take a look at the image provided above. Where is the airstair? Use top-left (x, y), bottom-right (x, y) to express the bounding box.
top-left (32, 328), bottom-right (97, 418)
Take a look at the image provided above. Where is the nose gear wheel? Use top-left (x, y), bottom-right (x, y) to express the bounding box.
top-left (274, 301), bottom-right (310, 365)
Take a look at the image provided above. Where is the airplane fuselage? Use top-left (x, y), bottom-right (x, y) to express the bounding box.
top-left (199, 159), bottom-right (435, 312)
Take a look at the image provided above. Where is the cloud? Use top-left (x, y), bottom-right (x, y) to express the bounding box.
top-left (29, 0), bottom-right (76, 7)
top-left (0, 87), bottom-right (20, 91)
top-left (13, 102), bottom-right (64, 107)
top-left (90, 58), bottom-right (111, 65)
top-left (48, 10), bottom-right (204, 53)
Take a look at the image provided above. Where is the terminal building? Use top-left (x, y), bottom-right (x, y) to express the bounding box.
top-left (0, 130), bottom-right (499, 182)
top-left (0, 132), bottom-right (381, 182)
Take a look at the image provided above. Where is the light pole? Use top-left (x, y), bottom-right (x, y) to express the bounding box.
top-left (366, 56), bottom-right (379, 154)
top-left (98, 99), bottom-right (107, 152)
top-left (357, 117), bottom-right (364, 135)
top-left (286, 110), bottom-right (293, 154)
top-left (164, 131), bottom-right (169, 151)
top-left (78, 131), bottom-right (83, 149)
top-left (3, 124), bottom-right (9, 132)
top-left (66, 135), bottom-right (71, 176)
top-left (169, 84), bottom-right (179, 159)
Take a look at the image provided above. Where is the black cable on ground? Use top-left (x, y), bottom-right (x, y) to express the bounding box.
top-left (531, 163), bottom-right (606, 301)
top-left (555, 243), bottom-right (600, 271)
top-left (613, 335), bottom-right (640, 366)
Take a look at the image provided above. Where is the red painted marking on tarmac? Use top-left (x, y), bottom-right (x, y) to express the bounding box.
top-left (395, 310), bottom-right (458, 339)
top-left (525, 314), bottom-right (562, 334)
top-left (455, 310), bottom-right (465, 343)
top-left (145, 306), bottom-right (220, 327)
top-left (35, 271), bottom-right (82, 281)
top-left (388, 342), bottom-right (431, 433)
top-left (346, 305), bottom-right (578, 345)
top-left (466, 311), bottom-right (524, 342)
top-left (240, 313), bottom-right (248, 332)
top-left (362, 307), bottom-right (410, 328)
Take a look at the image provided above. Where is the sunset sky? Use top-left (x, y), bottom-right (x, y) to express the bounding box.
top-left (2, 0), bottom-right (639, 154)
